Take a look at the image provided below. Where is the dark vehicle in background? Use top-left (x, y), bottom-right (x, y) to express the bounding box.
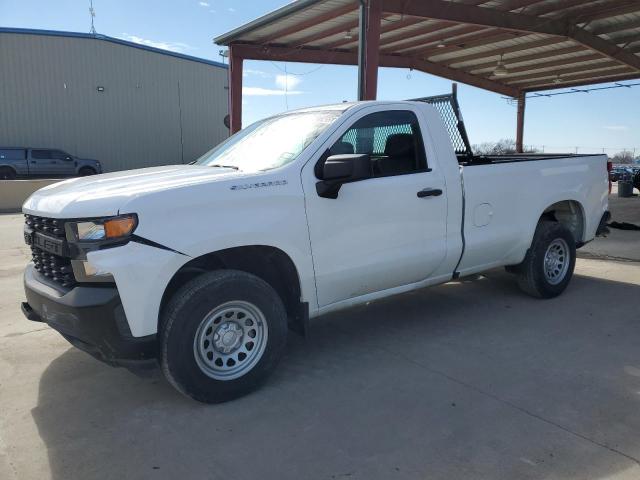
top-left (609, 166), bottom-right (624, 182)
top-left (0, 148), bottom-right (102, 179)
top-left (610, 165), bottom-right (640, 187)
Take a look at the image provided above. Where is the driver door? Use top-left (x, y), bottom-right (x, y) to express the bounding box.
top-left (30, 149), bottom-right (57, 175)
top-left (302, 107), bottom-right (448, 308)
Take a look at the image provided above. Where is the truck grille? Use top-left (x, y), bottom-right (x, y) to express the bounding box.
top-left (24, 215), bottom-right (76, 288)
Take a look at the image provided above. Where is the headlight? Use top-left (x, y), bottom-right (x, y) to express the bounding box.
top-left (66, 214), bottom-right (137, 242)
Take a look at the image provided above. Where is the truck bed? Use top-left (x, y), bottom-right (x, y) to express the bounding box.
top-left (456, 153), bottom-right (608, 276)
top-left (459, 153), bottom-right (603, 166)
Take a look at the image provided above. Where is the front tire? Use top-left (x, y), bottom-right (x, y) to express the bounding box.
top-left (160, 270), bottom-right (288, 403)
top-left (78, 167), bottom-right (96, 176)
top-left (516, 221), bottom-right (576, 298)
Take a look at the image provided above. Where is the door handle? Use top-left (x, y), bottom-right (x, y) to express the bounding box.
top-left (417, 188), bottom-right (443, 198)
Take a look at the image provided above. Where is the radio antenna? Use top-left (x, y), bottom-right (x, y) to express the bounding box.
top-left (89, 0), bottom-right (97, 34)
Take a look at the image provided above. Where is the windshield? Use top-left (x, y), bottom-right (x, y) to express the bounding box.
top-left (195, 110), bottom-right (343, 172)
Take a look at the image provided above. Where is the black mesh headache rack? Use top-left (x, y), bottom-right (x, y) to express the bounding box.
top-left (409, 83), bottom-right (474, 161)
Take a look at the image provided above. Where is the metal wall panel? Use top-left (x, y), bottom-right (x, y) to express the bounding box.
top-left (0, 33), bottom-right (229, 172)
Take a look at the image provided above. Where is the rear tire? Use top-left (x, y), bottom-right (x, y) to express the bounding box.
top-left (160, 270), bottom-right (288, 403)
top-left (0, 167), bottom-right (16, 180)
top-left (516, 221), bottom-right (576, 298)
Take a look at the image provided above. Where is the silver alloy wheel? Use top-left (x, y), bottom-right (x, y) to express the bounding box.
top-left (193, 300), bottom-right (268, 381)
top-left (543, 238), bottom-right (570, 285)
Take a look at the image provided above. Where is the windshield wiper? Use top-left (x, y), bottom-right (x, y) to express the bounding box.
top-left (209, 164), bottom-right (240, 170)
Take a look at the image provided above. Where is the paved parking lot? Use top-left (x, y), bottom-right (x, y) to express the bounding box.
top-left (1, 205), bottom-right (639, 480)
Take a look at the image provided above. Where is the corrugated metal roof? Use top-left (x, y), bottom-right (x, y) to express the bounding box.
top-left (214, 0), bottom-right (640, 94)
top-left (1, 27), bottom-right (228, 69)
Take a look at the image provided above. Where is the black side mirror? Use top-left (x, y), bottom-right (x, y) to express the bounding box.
top-left (316, 154), bottom-right (372, 199)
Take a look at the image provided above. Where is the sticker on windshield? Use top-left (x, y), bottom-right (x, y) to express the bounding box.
top-left (230, 180), bottom-right (288, 191)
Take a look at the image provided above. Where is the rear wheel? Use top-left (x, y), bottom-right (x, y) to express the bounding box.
top-left (516, 221), bottom-right (576, 298)
top-left (160, 270), bottom-right (288, 403)
top-left (0, 167), bottom-right (16, 180)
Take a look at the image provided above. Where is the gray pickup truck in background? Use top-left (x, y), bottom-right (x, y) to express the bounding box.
top-left (0, 148), bottom-right (102, 179)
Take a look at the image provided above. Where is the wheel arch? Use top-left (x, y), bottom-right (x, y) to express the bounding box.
top-left (538, 199), bottom-right (586, 244)
top-left (0, 165), bottom-right (17, 177)
top-left (160, 245), bottom-right (307, 336)
top-left (78, 166), bottom-right (96, 175)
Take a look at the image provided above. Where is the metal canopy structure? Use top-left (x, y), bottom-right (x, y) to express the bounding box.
top-left (215, 0), bottom-right (640, 150)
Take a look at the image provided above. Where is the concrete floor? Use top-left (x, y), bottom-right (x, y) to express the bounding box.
top-left (1, 198), bottom-right (639, 479)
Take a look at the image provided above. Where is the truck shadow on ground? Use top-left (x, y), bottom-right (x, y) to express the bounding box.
top-left (32, 269), bottom-right (640, 480)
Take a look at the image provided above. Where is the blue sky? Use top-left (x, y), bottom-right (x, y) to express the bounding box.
top-left (2, 0), bottom-right (639, 155)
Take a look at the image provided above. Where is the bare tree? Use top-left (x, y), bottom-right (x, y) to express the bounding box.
top-left (610, 151), bottom-right (635, 164)
top-left (473, 139), bottom-right (539, 155)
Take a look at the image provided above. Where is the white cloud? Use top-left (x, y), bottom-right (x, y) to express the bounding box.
top-left (275, 74), bottom-right (301, 90)
top-left (243, 87), bottom-right (303, 96)
top-left (120, 33), bottom-right (192, 53)
top-left (228, 7), bottom-right (236, 12)
top-left (604, 125), bottom-right (629, 131)
top-left (243, 68), bottom-right (270, 78)
top-left (242, 73), bottom-right (304, 96)
top-left (199, 1), bottom-right (210, 6)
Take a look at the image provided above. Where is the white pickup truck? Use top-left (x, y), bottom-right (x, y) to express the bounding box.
top-left (21, 95), bottom-right (610, 403)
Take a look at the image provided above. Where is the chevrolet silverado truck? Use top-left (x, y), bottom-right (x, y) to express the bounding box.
top-left (21, 92), bottom-right (610, 403)
top-left (0, 147), bottom-right (102, 179)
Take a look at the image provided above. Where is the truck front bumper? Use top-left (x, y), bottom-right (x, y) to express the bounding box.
top-left (22, 264), bottom-right (157, 369)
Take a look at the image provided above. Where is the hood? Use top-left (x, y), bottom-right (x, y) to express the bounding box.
top-left (23, 165), bottom-right (240, 218)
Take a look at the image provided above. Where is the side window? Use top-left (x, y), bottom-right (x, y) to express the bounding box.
top-left (31, 150), bottom-right (51, 160)
top-left (0, 149), bottom-right (26, 160)
top-left (329, 110), bottom-right (428, 178)
top-left (50, 150), bottom-right (69, 160)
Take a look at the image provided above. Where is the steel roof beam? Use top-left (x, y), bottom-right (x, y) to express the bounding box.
top-left (499, 0), bottom-right (547, 13)
top-left (376, 1), bottom-right (544, 53)
top-left (523, 73), bottom-right (640, 91)
top-left (381, 0), bottom-right (640, 72)
top-left (253, 4), bottom-right (357, 45)
top-left (507, 64), bottom-right (632, 84)
top-left (590, 18), bottom-right (640, 36)
top-left (490, 53), bottom-right (608, 78)
top-left (466, 45), bottom-right (585, 73)
top-left (383, 25), bottom-right (487, 53)
top-left (442, 37), bottom-right (565, 66)
top-left (292, 15), bottom-right (362, 47)
top-left (229, 43), bottom-right (519, 97)
top-left (413, 31), bottom-right (524, 57)
top-left (570, 1), bottom-right (640, 24)
top-left (325, 16), bottom-right (425, 50)
top-left (526, 0), bottom-right (601, 17)
top-left (606, 31), bottom-right (640, 46)
top-left (487, 52), bottom-right (606, 77)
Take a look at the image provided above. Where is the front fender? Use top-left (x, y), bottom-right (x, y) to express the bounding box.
top-left (87, 242), bottom-right (191, 337)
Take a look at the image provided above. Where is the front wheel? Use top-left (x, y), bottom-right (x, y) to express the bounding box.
top-left (516, 221), bottom-right (576, 298)
top-left (160, 270), bottom-right (288, 403)
top-left (78, 167), bottom-right (96, 176)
